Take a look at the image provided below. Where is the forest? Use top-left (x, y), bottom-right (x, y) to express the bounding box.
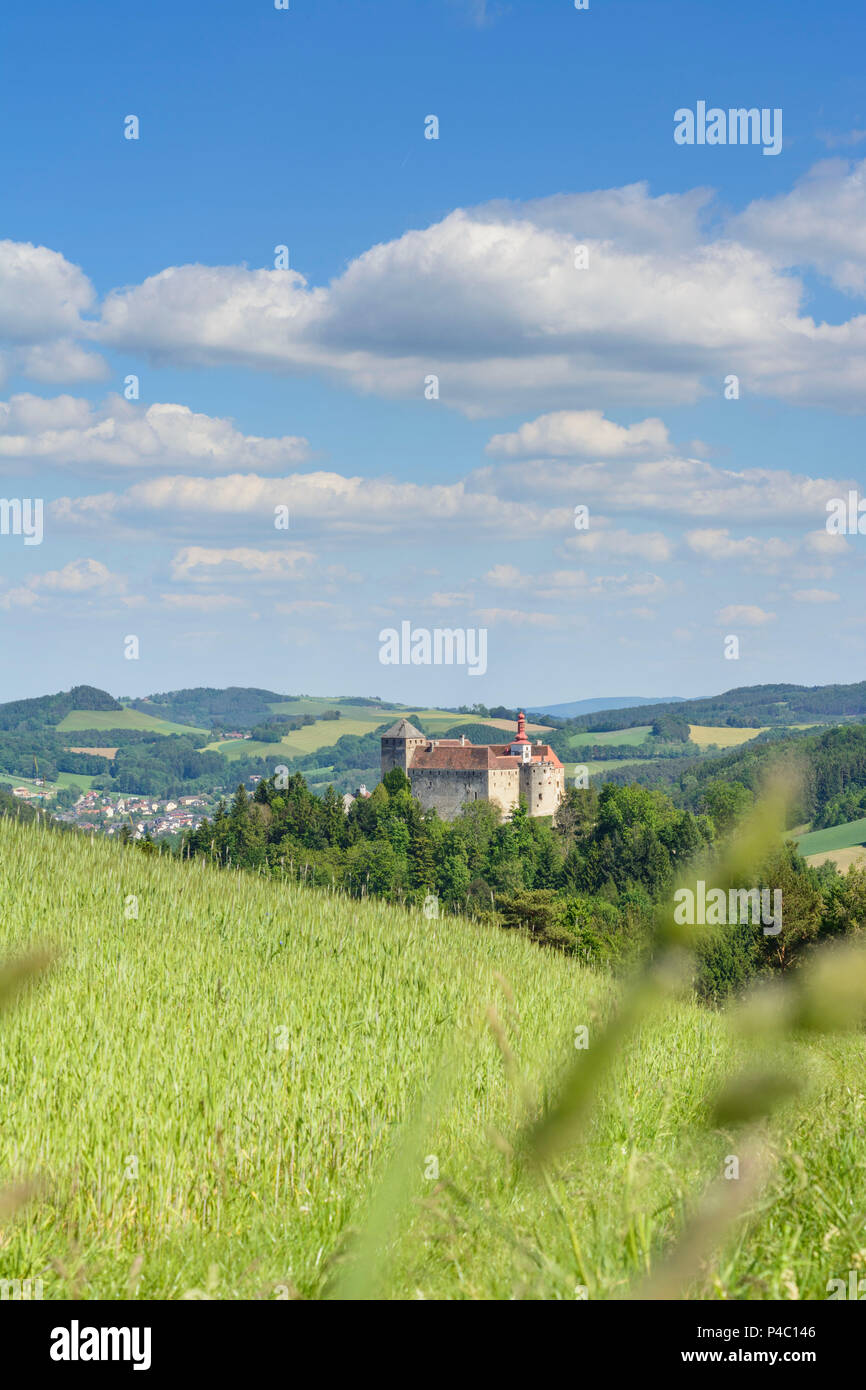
top-left (176, 764), bottom-right (866, 1002)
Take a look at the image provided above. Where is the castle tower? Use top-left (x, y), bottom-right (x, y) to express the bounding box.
top-left (508, 710), bottom-right (532, 763)
top-left (380, 718), bottom-right (426, 778)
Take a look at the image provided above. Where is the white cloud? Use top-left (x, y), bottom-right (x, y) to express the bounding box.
top-left (89, 169), bottom-right (866, 414)
top-left (50, 469), bottom-right (571, 538)
top-left (685, 528), bottom-right (797, 563)
top-left (0, 394), bottom-right (309, 473)
top-left (566, 527), bottom-right (674, 562)
top-left (0, 242), bottom-right (106, 387)
top-left (486, 410), bottom-right (673, 459)
top-left (716, 604), bottom-right (776, 626)
top-left (6, 163), bottom-right (866, 414)
top-left (480, 452), bottom-right (849, 524)
top-left (484, 563), bottom-right (525, 588)
top-left (170, 546), bottom-right (315, 582)
top-left (0, 241), bottom-right (96, 342)
top-left (160, 593), bottom-right (246, 611)
top-left (732, 159), bottom-right (866, 294)
top-left (484, 563), bottom-right (665, 601)
top-left (0, 557), bottom-right (122, 610)
top-left (473, 607), bottom-right (562, 628)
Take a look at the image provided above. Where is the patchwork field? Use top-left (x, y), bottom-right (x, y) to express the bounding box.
top-left (1, 816), bottom-right (864, 1301)
top-left (209, 709), bottom-right (552, 764)
top-left (207, 716), bottom-right (387, 762)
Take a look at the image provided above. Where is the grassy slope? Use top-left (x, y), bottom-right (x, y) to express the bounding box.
top-left (206, 717), bottom-right (386, 761)
top-left (1, 817), bottom-right (864, 1300)
top-left (57, 709), bottom-right (207, 737)
top-left (796, 817), bottom-right (866, 857)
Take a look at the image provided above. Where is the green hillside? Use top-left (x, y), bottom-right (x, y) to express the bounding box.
top-left (795, 817), bottom-right (866, 857)
top-left (568, 725), bottom-right (652, 748)
top-left (2, 816), bottom-right (865, 1300)
top-left (57, 709), bottom-right (207, 736)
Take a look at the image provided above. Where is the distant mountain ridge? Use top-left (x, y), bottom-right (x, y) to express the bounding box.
top-left (3, 680), bottom-right (866, 739)
top-left (529, 696), bottom-right (684, 719)
top-left (555, 682), bottom-right (866, 734)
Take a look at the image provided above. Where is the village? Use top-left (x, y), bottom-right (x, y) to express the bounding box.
top-left (9, 783), bottom-right (228, 841)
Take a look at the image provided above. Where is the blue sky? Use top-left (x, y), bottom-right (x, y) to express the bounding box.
top-left (1, 0), bottom-right (865, 705)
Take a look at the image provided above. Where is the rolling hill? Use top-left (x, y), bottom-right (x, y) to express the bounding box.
top-left (1, 811), bottom-right (864, 1300)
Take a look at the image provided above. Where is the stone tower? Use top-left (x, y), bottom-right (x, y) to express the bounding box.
top-left (380, 717), bottom-right (426, 778)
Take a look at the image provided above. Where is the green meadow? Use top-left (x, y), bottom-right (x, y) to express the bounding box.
top-left (1, 816), bottom-right (865, 1300)
top-left (57, 709), bottom-right (207, 737)
top-left (795, 817), bottom-right (866, 857)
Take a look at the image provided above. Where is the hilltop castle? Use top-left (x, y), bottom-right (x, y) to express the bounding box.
top-left (380, 711), bottom-right (564, 821)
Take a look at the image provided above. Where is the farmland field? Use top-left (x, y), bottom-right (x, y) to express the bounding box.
top-left (209, 710), bottom-right (553, 763)
top-left (207, 716), bottom-right (387, 761)
top-left (2, 816), bottom-right (864, 1300)
top-left (805, 846), bottom-right (866, 872)
top-left (688, 725), bottom-right (769, 748)
top-left (795, 817), bottom-right (866, 858)
top-left (57, 709), bottom-right (207, 737)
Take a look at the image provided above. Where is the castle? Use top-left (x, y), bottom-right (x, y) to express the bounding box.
top-left (380, 711), bottom-right (564, 821)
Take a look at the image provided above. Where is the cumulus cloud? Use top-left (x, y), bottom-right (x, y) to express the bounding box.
top-left (169, 546), bottom-right (315, 582)
top-left (0, 241), bottom-right (96, 342)
top-left (480, 452), bottom-right (849, 524)
top-left (49, 468), bottom-right (572, 539)
top-left (486, 410), bottom-right (673, 459)
top-left (483, 563), bottom-right (665, 602)
top-left (87, 167), bottom-right (866, 414)
top-left (565, 527), bottom-right (674, 563)
top-left (732, 159), bottom-right (866, 294)
top-left (6, 162), bottom-right (866, 413)
top-left (160, 593), bottom-right (246, 611)
top-left (0, 557), bottom-right (122, 610)
top-left (0, 394), bottom-right (309, 473)
top-left (685, 528), bottom-right (798, 563)
top-left (716, 604), bottom-right (776, 626)
top-left (473, 607), bottom-right (563, 628)
top-left (0, 242), bottom-right (106, 387)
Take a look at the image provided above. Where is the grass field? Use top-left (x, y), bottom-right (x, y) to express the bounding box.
top-left (688, 725), bottom-right (768, 748)
top-left (2, 816), bottom-right (864, 1300)
top-left (268, 700), bottom-right (392, 721)
top-left (795, 817), bottom-right (866, 859)
top-left (207, 716), bottom-right (388, 762)
top-left (57, 710), bottom-right (207, 737)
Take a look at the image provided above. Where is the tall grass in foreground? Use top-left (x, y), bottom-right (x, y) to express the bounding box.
top-left (1, 809), bottom-right (865, 1299)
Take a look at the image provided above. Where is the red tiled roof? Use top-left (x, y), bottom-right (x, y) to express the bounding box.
top-left (410, 741), bottom-right (563, 771)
